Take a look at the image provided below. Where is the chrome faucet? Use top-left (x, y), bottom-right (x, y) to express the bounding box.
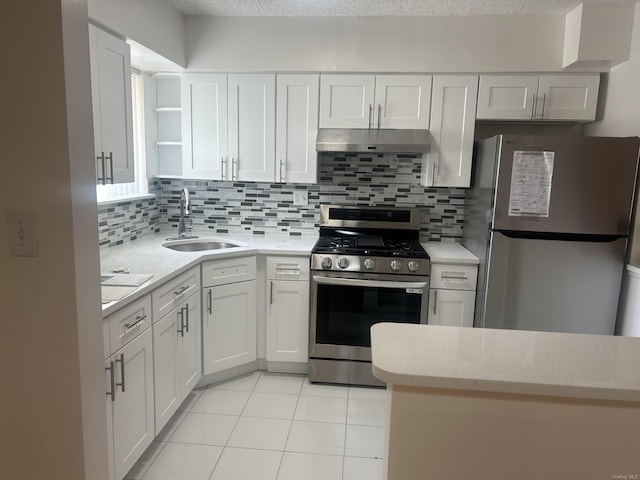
top-left (168, 187), bottom-right (198, 240)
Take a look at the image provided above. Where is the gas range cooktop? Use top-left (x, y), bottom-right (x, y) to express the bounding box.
top-left (312, 235), bottom-right (428, 259)
top-left (310, 205), bottom-right (430, 276)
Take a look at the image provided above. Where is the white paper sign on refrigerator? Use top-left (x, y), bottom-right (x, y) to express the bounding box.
top-left (508, 150), bottom-right (555, 217)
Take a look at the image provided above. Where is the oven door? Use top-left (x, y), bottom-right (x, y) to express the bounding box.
top-left (310, 272), bottom-right (429, 361)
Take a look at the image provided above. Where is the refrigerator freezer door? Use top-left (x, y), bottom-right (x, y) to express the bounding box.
top-left (492, 136), bottom-right (639, 236)
top-left (481, 231), bottom-right (627, 334)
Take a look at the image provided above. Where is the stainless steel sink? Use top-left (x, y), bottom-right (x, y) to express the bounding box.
top-left (162, 239), bottom-right (244, 252)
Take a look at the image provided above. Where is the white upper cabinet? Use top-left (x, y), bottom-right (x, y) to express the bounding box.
top-left (374, 75), bottom-right (432, 129)
top-left (319, 74), bottom-right (375, 128)
top-left (536, 74), bottom-right (600, 121)
top-left (319, 74), bottom-right (431, 129)
top-left (424, 75), bottom-right (478, 188)
top-left (89, 24), bottom-right (134, 184)
top-left (181, 74), bottom-right (228, 180)
top-left (276, 74), bottom-right (319, 184)
top-left (228, 74), bottom-right (276, 182)
top-left (181, 74), bottom-right (276, 182)
top-left (477, 73), bottom-right (600, 121)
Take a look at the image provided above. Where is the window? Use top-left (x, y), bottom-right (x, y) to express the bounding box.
top-left (96, 69), bottom-right (149, 203)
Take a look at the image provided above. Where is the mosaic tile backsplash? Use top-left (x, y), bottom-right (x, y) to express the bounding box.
top-left (161, 154), bottom-right (465, 241)
top-left (97, 180), bottom-right (162, 248)
top-left (98, 154), bottom-right (465, 248)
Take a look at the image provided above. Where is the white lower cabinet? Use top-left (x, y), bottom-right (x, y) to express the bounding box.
top-left (153, 292), bottom-right (201, 434)
top-left (105, 326), bottom-right (154, 480)
top-left (428, 263), bottom-right (478, 328)
top-left (265, 256), bottom-right (310, 368)
top-left (202, 256), bottom-right (258, 375)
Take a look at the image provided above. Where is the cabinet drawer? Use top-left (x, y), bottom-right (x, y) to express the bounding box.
top-left (202, 256), bottom-right (257, 287)
top-left (106, 294), bottom-right (152, 355)
top-left (266, 256), bottom-right (310, 281)
top-left (430, 264), bottom-right (477, 290)
top-left (152, 267), bottom-right (201, 321)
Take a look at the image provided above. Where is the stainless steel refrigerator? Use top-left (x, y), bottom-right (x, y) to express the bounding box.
top-left (464, 135), bottom-right (640, 335)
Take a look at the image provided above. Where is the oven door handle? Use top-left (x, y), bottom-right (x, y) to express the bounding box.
top-left (313, 275), bottom-right (428, 290)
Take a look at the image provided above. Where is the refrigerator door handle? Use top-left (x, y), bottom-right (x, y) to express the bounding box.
top-left (495, 230), bottom-right (624, 243)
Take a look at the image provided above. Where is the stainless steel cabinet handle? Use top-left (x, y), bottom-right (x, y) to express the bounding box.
top-left (124, 314), bottom-right (147, 331)
top-left (538, 93), bottom-right (546, 119)
top-left (106, 361), bottom-right (115, 402)
top-left (221, 157), bottom-right (227, 180)
top-left (232, 157), bottom-right (238, 181)
top-left (441, 273), bottom-right (468, 280)
top-left (115, 353), bottom-right (125, 393)
top-left (368, 104), bottom-right (373, 128)
top-left (207, 289), bottom-right (212, 314)
top-left (96, 153), bottom-right (105, 184)
top-left (529, 94), bottom-right (536, 120)
top-left (279, 159), bottom-right (285, 182)
top-left (377, 104), bottom-right (381, 128)
top-left (105, 152), bottom-right (114, 184)
top-left (270, 281), bottom-right (273, 305)
top-left (184, 305), bottom-right (189, 333)
top-left (174, 285), bottom-right (189, 296)
top-left (177, 308), bottom-right (185, 337)
top-left (433, 290), bottom-right (438, 315)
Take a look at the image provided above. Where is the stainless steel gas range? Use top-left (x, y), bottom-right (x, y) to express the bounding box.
top-left (309, 205), bottom-right (430, 386)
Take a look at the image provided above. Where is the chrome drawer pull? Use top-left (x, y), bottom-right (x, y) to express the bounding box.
top-left (124, 314), bottom-right (146, 331)
top-left (174, 285), bottom-right (189, 296)
top-left (115, 353), bottom-right (125, 393)
top-left (106, 361), bottom-right (115, 402)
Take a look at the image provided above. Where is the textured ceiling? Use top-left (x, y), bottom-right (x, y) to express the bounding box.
top-left (168, 0), bottom-right (636, 17)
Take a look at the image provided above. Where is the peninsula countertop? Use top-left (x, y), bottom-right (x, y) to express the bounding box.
top-left (371, 322), bottom-right (640, 402)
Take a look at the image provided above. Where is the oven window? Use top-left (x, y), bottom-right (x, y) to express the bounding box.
top-left (315, 282), bottom-right (423, 347)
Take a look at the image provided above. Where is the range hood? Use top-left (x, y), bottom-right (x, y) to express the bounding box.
top-left (315, 128), bottom-right (430, 154)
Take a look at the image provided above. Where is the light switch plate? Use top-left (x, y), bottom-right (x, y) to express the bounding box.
top-left (6, 210), bottom-right (39, 257)
top-left (293, 191), bottom-right (308, 206)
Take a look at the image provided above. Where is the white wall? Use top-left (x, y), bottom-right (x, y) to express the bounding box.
top-left (0, 0), bottom-right (108, 479)
top-left (183, 15), bottom-right (584, 72)
top-left (88, 0), bottom-right (186, 68)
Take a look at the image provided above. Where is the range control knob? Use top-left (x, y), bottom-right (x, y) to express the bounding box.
top-left (390, 260), bottom-right (402, 272)
top-left (321, 257), bottom-right (333, 269)
top-left (337, 257), bottom-right (350, 269)
top-left (408, 261), bottom-right (420, 272)
top-left (363, 258), bottom-right (375, 270)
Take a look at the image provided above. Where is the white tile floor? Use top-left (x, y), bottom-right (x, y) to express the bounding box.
top-left (126, 372), bottom-right (387, 480)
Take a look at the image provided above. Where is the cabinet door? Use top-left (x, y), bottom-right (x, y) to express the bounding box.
top-left (319, 74), bottom-right (375, 128)
top-left (276, 74), bottom-right (319, 184)
top-left (266, 280), bottom-right (310, 363)
top-left (476, 75), bottom-right (539, 120)
top-left (181, 73), bottom-right (228, 180)
top-left (111, 329), bottom-right (154, 480)
top-left (536, 74), bottom-right (600, 121)
top-left (425, 75), bottom-right (478, 188)
top-left (374, 75), bottom-right (432, 129)
top-left (180, 294), bottom-right (202, 394)
top-left (428, 289), bottom-right (476, 328)
top-left (153, 310), bottom-right (180, 434)
top-left (203, 281), bottom-right (257, 375)
top-left (228, 74), bottom-right (276, 182)
top-left (89, 25), bottom-right (135, 184)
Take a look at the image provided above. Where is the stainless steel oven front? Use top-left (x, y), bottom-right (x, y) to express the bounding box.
top-left (309, 270), bottom-right (429, 386)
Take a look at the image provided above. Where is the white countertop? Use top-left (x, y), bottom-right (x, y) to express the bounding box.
top-left (422, 241), bottom-right (479, 265)
top-left (100, 231), bottom-right (317, 316)
top-left (371, 323), bottom-right (640, 402)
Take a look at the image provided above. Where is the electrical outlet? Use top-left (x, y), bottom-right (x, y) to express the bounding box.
top-left (6, 210), bottom-right (39, 257)
top-left (293, 191), bottom-right (308, 206)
